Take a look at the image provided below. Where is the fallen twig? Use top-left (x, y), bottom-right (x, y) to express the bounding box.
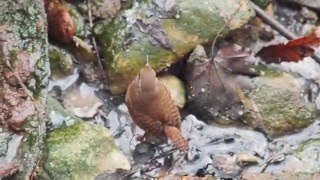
top-left (86, 0), bottom-right (107, 81)
top-left (208, 3), bottom-right (243, 93)
top-left (4, 56), bottom-right (45, 119)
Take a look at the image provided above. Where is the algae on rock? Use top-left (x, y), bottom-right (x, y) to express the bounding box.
top-left (95, 0), bottom-right (255, 94)
top-left (40, 122), bottom-right (130, 180)
top-left (0, 0), bottom-right (49, 178)
top-left (49, 44), bottom-right (74, 79)
top-left (243, 70), bottom-right (315, 138)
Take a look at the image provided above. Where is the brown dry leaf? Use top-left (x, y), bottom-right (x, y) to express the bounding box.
top-left (44, 0), bottom-right (76, 44)
top-left (185, 44), bottom-right (258, 121)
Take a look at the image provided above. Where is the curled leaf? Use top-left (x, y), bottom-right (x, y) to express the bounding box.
top-left (256, 36), bottom-right (320, 64)
top-left (44, 0), bottom-right (76, 44)
top-left (185, 44), bottom-right (257, 121)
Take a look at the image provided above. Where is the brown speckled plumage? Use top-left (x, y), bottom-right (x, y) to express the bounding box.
top-left (125, 65), bottom-right (188, 150)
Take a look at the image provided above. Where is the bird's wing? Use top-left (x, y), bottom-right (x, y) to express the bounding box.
top-left (156, 80), bottom-right (181, 128)
top-left (130, 108), bottom-right (164, 136)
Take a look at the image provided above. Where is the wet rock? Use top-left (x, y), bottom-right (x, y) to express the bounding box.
top-left (0, 0), bottom-right (49, 178)
top-left (104, 101), bottom-right (269, 178)
top-left (292, 138), bottom-right (320, 172)
top-left (282, 0), bottom-right (320, 10)
top-left (95, 0), bottom-right (255, 94)
top-left (62, 83), bottom-right (103, 118)
top-left (48, 68), bottom-right (79, 91)
top-left (235, 153), bottom-right (261, 167)
top-left (160, 175), bottom-right (216, 180)
top-left (160, 75), bottom-right (186, 108)
top-left (167, 115), bottom-right (267, 177)
top-left (242, 172), bottom-right (320, 180)
top-left (242, 120), bottom-right (320, 174)
top-left (46, 96), bottom-right (82, 129)
top-left (90, 0), bottom-right (121, 21)
top-left (49, 44), bottom-right (75, 79)
top-left (132, 142), bottom-right (156, 164)
top-left (39, 122), bottom-right (131, 179)
top-left (243, 69), bottom-right (315, 138)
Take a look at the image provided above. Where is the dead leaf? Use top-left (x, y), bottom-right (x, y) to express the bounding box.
top-left (44, 0), bottom-right (76, 44)
top-left (185, 44), bottom-right (258, 121)
top-left (256, 36), bottom-right (320, 64)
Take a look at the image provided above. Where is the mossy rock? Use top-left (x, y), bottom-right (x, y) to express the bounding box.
top-left (243, 70), bottom-right (315, 138)
top-left (0, 0), bottom-right (49, 178)
top-left (160, 75), bottom-right (186, 108)
top-left (292, 139), bottom-right (320, 173)
top-left (95, 0), bottom-right (255, 94)
top-left (39, 122), bottom-right (130, 180)
top-left (65, 2), bottom-right (86, 38)
top-left (49, 44), bottom-right (74, 79)
top-left (46, 97), bottom-right (82, 129)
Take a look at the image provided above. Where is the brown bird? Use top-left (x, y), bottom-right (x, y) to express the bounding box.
top-left (125, 64), bottom-right (188, 151)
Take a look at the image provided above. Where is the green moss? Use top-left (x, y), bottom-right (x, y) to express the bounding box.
top-left (0, 0), bottom-right (49, 178)
top-left (43, 122), bottom-right (120, 179)
top-left (247, 74), bottom-right (315, 137)
top-left (66, 3), bottom-right (85, 37)
top-left (49, 44), bottom-right (74, 77)
top-left (295, 139), bottom-right (320, 153)
top-left (175, 2), bottom-right (226, 39)
top-left (27, 133), bottom-right (38, 147)
top-left (255, 64), bottom-right (283, 77)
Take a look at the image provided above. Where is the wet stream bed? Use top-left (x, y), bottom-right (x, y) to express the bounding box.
top-left (43, 1), bottom-right (320, 179)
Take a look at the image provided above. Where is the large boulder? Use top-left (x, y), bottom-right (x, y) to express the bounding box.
top-left (95, 0), bottom-right (255, 94)
top-left (0, 0), bottom-right (49, 178)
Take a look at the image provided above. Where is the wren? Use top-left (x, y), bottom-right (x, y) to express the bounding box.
top-left (125, 63), bottom-right (188, 151)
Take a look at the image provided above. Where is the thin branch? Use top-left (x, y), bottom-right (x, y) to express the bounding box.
top-left (207, 3), bottom-right (243, 94)
top-left (210, 3), bottom-right (243, 60)
top-left (86, 0), bottom-right (107, 81)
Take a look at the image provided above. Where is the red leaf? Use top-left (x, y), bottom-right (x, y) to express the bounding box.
top-left (44, 0), bottom-right (76, 44)
top-left (256, 36), bottom-right (320, 64)
top-left (287, 37), bottom-right (320, 47)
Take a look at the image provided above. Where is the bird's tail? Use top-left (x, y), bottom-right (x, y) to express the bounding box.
top-left (164, 125), bottom-right (188, 151)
